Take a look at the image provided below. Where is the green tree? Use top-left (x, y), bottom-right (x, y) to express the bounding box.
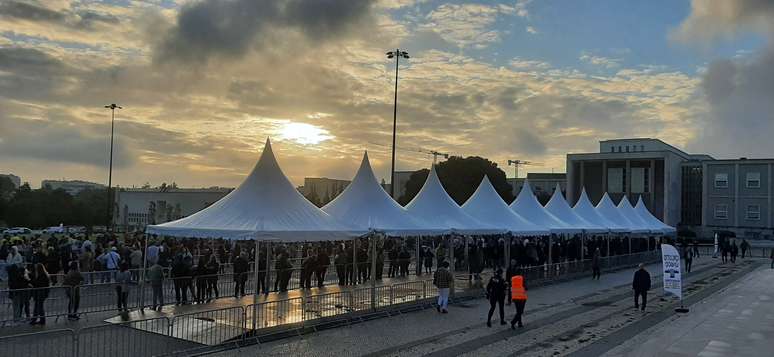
top-left (397, 156), bottom-right (513, 206)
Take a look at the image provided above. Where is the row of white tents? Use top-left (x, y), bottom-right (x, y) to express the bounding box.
top-left (146, 139), bottom-right (675, 241)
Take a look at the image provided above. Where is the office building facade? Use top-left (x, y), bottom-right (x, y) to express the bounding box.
top-left (113, 187), bottom-right (232, 232)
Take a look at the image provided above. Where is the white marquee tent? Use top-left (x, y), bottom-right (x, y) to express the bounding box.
top-left (323, 152), bottom-right (435, 236)
top-left (461, 176), bottom-right (550, 236)
top-left (634, 196), bottom-right (676, 234)
top-left (146, 139), bottom-right (365, 241)
top-left (617, 196), bottom-right (657, 234)
top-left (573, 189), bottom-right (624, 233)
top-left (405, 165), bottom-right (501, 235)
top-left (544, 185), bottom-right (607, 233)
top-left (509, 181), bottom-right (577, 234)
top-left (595, 193), bottom-right (649, 234)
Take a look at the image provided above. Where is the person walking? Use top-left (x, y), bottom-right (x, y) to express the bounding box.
top-left (433, 261), bottom-right (453, 313)
top-left (684, 247), bottom-right (694, 273)
top-left (632, 263), bottom-right (651, 312)
top-left (591, 248), bottom-right (601, 280)
top-left (30, 263), bottom-right (50, 325)
top-left (115, 263), bottom-right (132, 312)
top-left (147, 260), bottom-right (164, 310)
top-left (770, 248), bottom-right (774, 269)
top-left (485, 268), bottom-right (507, 327)
top-left (740, 239), bottom-right (750, 259)
top-left (63, 261), bottom-right (84, 320)
top-left (692, 239), bottom-right (700, 258)
top-left (731, 241), bottom-right (738, 263)
top-left (510, 273), bottom-right (528, 329)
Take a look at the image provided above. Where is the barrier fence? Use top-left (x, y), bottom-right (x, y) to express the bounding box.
top-left (0, 250), bottom-right (670, 357)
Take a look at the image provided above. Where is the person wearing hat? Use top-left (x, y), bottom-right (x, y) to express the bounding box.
top-left (485, 268), bottom-right (507, 327)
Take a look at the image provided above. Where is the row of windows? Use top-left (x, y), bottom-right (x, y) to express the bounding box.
top-left (610, 144), bottom-right (645, 153)
top-left (714, 172), bottom-right (761, 189)
top-left (714, 204), bottom-right (761, 220)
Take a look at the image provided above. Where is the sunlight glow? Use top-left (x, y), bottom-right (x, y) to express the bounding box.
top-left (279, 122), bottom-right (334, 145)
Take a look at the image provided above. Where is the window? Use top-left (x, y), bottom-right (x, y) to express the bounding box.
top-left (640, 145), bottom-right (645, 151)
top-left (714, 173), bottom-right (729, 188)
top-left (746, 205), bottom-right (761, 220)
top-left (626, 146), bottom-right (630, 152)
top-left (746, 172), bottom-right (761, 188)
top-left (607, 168), bottom-right (624, 193)
top-left (714, 204), bottom-right (728, 219)
top-left (618, 146), bottom-right (622, 152)
top-left (610, 146), bottom-right (615, 153)
top-left (631, 167), bottom-right (645, 193)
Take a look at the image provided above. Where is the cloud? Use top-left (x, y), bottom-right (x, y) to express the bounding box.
top-left (0, 1), bottom-right (119, 30)
top-left (579, 52), bottom-right (622, 68)
top-left (671, 0), bottom-right (774, 43)
top-left (515, 0), bottom-right (534, 18)
top-left (526, 26), bottom-right (538, 34)
top-left (154, 0), bottom-right (377, 64)
top-left (422, 3), bottom-right (512, 48)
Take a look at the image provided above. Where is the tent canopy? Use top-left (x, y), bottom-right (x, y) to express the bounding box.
top-left (634, 196), bottom-right (676, 234)
top-left (509, 181), bottom-right (577, 234)
top-left (323, 152), bottom-right (436, 236)
top-left (405, 165), bottom-right (502, 235)
top-left (617, 196), bottom-right (657, 234)
top-left (595, 193), bottom-right (647, 234)
top-left (461, 176), bottom-right (550, 236)
top-left (573, 189), bottom-right (625, 233)
top-left (146, 139), bottom-right (365, 241)
top-left (544, 184), bottom-right (607, 233)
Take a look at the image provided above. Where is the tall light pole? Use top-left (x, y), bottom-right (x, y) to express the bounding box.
top-left (105, 103), bottom-right (122, 233)
top-left (387, 49), bottom-right (409, 199)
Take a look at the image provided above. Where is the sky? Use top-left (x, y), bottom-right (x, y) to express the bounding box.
top-left (1, 0), bottom-right (773, 189)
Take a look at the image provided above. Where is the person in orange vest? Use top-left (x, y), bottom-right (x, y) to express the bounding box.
top-left (510, 274), bottom-right (527, 329)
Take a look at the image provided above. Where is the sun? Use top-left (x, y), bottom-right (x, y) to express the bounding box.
top-left (279, 122), bottom-right (334, 145)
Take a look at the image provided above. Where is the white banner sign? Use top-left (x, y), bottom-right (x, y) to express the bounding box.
top-left (661, 244), bottom-right (682, 300)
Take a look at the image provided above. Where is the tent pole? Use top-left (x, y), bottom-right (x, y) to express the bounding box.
top-left (138, 235), bottom-right (148, 312)
top-left (463, 236), bottom-right (469, 280)
top-left (606, 234), bottom-right (610, 257)
top-left (505, 234), bottom-right (511, 271)
top-left (370, 233), bottom-right (378, 310)
top-left (353, 236), bottom-right (358, 285)
top-left (628, 235), bottom-right (632, 255)
top-left (415, 236), bottom-right (421, 276)
top-left (547, 234), bottom-right (553, 276)
top-left (264, 241), bottom-right (271, 295)
top-left (449, 234), bottom-right (455, 298)
top-left (252, 237), bottom-right (260, 331)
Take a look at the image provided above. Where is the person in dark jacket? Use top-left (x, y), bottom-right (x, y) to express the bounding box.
top-left (302, 252), bottom-right (316, 289)
top-left (194, 257), bottom-right (208, 303)
top-left (315, 249), bottom-right (330, 288)
top-left (30, 263), bottom-right (51, 325)
top-left (398, 246), bottom-right (411, 278)
top-left (171, 254), bottom-right (192, 304)
top-left (684, 247), bottom-right (694, 273)
top-left (334, 247), bottom-right (347, 285)
top-left (740, 239), bottom-right (750, 259)
top-left (632, 264), bottom-right (651, 311)
top-left (591, 248), bottom-right (601, 280)
top-left (730, 241), bottom-right (738, 263)
top-left (233, 252), bottom-right (249, 297)
top-left (206, 255), bottom-right (220, 300)
top-left (7, 264), bottom-right (32, 324)
top-left (485, 268), bottom-right (507, 327)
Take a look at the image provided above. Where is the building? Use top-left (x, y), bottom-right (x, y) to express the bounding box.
top-left (507, 173), bottom-right (566, 197)
top-left (0, 173), bottom-right (21, 189)
top-left (41, 179), bottom-right (106, 195)
top-left (113, 187), bottom-right (232, 232)
top-left (700, 159), bottom-right (774, 240)
top-left (566, 138), bottom-right (713, 227)
top-left (391, 171), bottom-right (414, 200)
top-left (299, 177), bottom-right (351, 206)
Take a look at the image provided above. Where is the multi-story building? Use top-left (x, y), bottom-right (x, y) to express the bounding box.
top-left (701, 159), bottom-right (774, 239)
top-left (391, 171), bottom-right (414, 200)
top-left (299, 177), bottom-right (351, 206)
top-left (0, 173), bottom-right (21, 189)
top-left (566, 138), bottom-right (713, 227)
top-left (113, 187), bottom-right (232, 232)
top-left (41, 179), bottom-right (106, 195)
top-left (507, 173), bottom-right (566, 197)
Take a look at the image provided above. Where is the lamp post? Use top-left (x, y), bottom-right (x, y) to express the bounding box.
top-left (386, 49), bottom-right (409, 199)
top-left (104, 103), bottom-right (122, 233)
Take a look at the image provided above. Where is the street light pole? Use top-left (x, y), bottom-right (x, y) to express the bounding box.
top-left (105, 103), bottom-right (122, 233)
top-left (387, 49), bottom-right (409, 199)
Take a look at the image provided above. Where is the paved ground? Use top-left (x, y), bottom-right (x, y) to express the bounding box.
top-left (601, 265), bottom-right (774, 357)
top-left (207, 257), bottom-right (734, 357)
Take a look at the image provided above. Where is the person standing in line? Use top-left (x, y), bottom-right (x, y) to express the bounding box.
top-left (433, 261), bottom-right (453, 313)
top-left (194, 257), bottom-right (208, 303)
top-left (232, 252), bottom-right (249, 297)
top-left (423, 246), bottom-right (434, 275)
top-left (206, 255), bottom-right (220, 300)
top-left (684, 247), bottom-right (694, 273)
top-left (115, 263), bottom-right (132, 312)
top-left (591, 248), bottom-right (601, 280)
top-left (147, 260), bottom-right (164, 310)
top-left (485, 268), bottom-right (507, 327)
top-left (510, 273), bottom-right (528, 329)
top-left (30, 263), bottom-right (50, 325)
top-left (80, 246), bottom-right (94, 284)
top-left (632, 263), bottom-right (651, 312)
top-left (63, 261), bottom-right (84, 320)
top-left (731, 241), bottom-right (738, 263)
top-left (315, 249), bottom-right (330, 288)
top-left (692, 239), bottom-right (700, 258)
top-left (7, 264), bottom-right (31, 325)
top-left (334, 247), bottom-right (346, 285)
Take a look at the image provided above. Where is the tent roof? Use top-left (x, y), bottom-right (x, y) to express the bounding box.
top-left (461, 176), bottom-right (550, 236)
top-left (572, 189), bottom-right (623, 233)
top-left (595, 193), bottom-right (646, 233)
top-left (617, 196), bottom-right (657, 234)
top-left (634, 196), bottom-right (676, 234)
top-left (323, 152), bottom-right (437, 236)
top-left (509, 180), bottom-right (577, 234)
top-left (544, 185), bottom-right (607, 233)
top-left (405, 165), bottom-right (501, 235)
top-left (146, 139), bottom-right (365, 240)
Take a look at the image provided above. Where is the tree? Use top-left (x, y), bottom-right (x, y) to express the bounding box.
top-left (397, 156), bottom-right (513, 206)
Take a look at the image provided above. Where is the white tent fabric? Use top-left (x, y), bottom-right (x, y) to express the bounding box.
top-left (634, 196), bottom-right (676, 234)
top-left (146, 139), bottom-right (365, 240)
top-left (323, 152), bottom-right (437, 236)
top-left (544, 185), bottom-right (607, 233)
top-left (405, 165), bottom-right (502, 235)
top-left (573, 189), bottom-right (621, 233)
top-left (509, 181), bottom-right (577, 234)
top-left (617, 196), bottom-right (657, 234)
top-left (595, 193), bottom-right (648, 234)
top-left (461, 176), bottom-right (550, 236)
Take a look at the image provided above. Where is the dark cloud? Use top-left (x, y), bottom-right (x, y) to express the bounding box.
top-left (0, 47), bottom-right (75, 101)
top-left (154, 0), bottom-right (377, 64)
top-left (0, 1), bottom-right (119, 30)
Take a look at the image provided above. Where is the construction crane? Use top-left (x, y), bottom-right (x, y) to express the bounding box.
top-left (507, 159), bottom-right (541, 179)
top-left (418, 149), bottom-right (449, 164)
